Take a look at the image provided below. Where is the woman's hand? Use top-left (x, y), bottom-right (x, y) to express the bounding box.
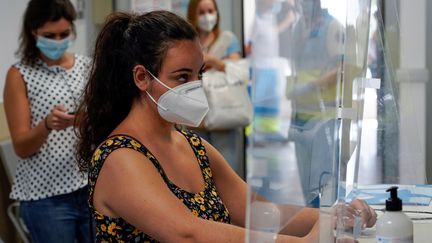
top-left (204, 53), bottom-right (225, 71)
top-left (348, 198), bottom-right (377, 228)
top-left (336, 237), bottom-right (359, 243)
top-left (46, 105), bottom-right (75, 131)
top-left (332, 198), bottom-right (377, 230)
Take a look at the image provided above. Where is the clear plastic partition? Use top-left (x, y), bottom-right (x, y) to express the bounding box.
top-left (244, 0), bottom-right (430, 242)
top-left (348, 0), bottom-right (430, 187)
top-left (344, 0), bottom-right (431, 233)
top-left (243, 0), bottom-right (386, 241)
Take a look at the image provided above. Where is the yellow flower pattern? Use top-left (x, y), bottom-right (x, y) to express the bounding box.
top-left (204, 167), bottom-right (212, 178)
top-left (200, 205), bottom-right (206, 211)
top-left (132, 228), bottom-right (141, 236)
top-left (190, 136), bottom-right (200, 146)
top-left (130, 139), bottom-right (141, 149)
top-left (108, 222), bottom-right (120, 236)
top-left (194, 194), bottom-right (204, 204)
top-left (197, 149), bottom-right (205, 156)
top-left (93, 149), bottom-right (102, 162)
top-left (88, 129), bottom-right (230, 242)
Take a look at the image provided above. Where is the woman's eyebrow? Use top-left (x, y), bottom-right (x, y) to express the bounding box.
top-left (40, 29), bottom-right (71, 35)
top-left (171, 68), bottom-right (192, 74)
top-left (171, 63), bottom-right (205, 74)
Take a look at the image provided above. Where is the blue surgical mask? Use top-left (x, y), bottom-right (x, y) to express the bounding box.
top-left (36, 36), bottom-right (71, 60)
top-left (272, 1), bottom-right (282, 14)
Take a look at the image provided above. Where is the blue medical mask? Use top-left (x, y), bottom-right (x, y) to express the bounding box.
top-left (272, 1), bottom-right (282, 14)
top-left (36, 36), bottom-right (71, 60)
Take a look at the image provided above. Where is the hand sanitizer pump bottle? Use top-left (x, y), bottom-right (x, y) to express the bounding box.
top-left (376, 186), bottom-right (413, 243)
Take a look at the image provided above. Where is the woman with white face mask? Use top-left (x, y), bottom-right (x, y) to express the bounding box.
top-left (187, 0), bottom-right (242, 71)
top-left (3, 0), bottom-right (92, 242)
top-left (187, 0), bottom-right (246, 177)
top-left (75, 10), bottom-right (376, 243)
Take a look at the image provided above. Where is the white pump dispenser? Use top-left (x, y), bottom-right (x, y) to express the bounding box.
top-left (376, 186), bottom-right (413, 242)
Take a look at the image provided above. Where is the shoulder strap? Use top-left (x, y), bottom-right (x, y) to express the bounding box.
top-left (177, 129), bottom-right (212, 180)
top-left (88, 135), bottom-right (169, 202)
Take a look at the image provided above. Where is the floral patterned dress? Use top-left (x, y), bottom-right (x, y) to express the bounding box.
top-left (88, 129), bottom-right (231, 242)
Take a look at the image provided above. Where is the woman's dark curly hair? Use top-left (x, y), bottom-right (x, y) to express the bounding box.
top-left (17, 0), bottom-right (76, 63)
top-left (75, 10), bottom-right (198, 171)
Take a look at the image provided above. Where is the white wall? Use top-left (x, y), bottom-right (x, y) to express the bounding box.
top-left (216, 0), bottom-right (243, 48)
top-left (0, 0), bottom-right (27, 102)
top-left (427, 0), bottom-right (432, 183)
top-left (398, 0), bottom-right (428, 183)
top-left (69, 0), bottom-right (89, 56)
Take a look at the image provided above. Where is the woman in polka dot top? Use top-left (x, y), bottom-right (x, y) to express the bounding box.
top-left (3, 0), bottom-right (92, 242)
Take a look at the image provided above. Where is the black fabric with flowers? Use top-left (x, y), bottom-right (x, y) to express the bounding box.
top-left (88, 128), bottom-right (231, 242)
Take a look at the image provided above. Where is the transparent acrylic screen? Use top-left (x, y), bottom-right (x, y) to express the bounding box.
top-left (243, 0), bottom-right (427, 242)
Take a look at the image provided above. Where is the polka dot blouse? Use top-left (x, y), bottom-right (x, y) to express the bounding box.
top-left (10, 54), bottom-right (91, 201)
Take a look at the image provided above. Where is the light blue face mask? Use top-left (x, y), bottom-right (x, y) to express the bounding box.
top-left (36, 35), bottom-right (71, 60)
top-left (272, 1), bottom-right (282, 14)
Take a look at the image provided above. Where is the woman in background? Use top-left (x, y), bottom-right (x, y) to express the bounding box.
top-left (3, 0), bottom-right (92, 242)
top-left (187, 0), bottom-right (244, 175)
top-left (187, 0), bottom-right (241, 70)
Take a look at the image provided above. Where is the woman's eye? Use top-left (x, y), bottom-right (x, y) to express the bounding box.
top-left (41, 31), bottom-right (70, 40)
top-left (43, 34), bottom-right (55, 39)
top-left (177, 74), bottom-right (189, 83)
top-left (60, 32), bottom-right (70, 39)
top-left (199, 10), bottom-right (214, 15)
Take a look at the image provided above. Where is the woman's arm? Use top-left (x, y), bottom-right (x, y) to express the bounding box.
top-left (201, 139), bottom-right (248, 227)
top-left (204, 32), bottom-right (242, 72)
top-left (95, 147), bottom-right (314, 243)
top-left (278, 207), bottom-right (319, 237)
top-left (3, 67), bottom-right (50, 158)
top-left (3, 66), bottom-right (76, 158)
top-left (203, 139), bottom-right (320, 240)
top-left (203, 138), bottom-right (376, 239)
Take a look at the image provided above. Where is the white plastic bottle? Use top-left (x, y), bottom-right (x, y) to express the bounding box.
top-left (376, 186), bottom-right (413, 243)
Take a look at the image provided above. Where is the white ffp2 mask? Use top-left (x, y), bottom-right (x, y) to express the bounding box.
top-left (198, 13), bottom-right (217, 32)
top-left (145, 72), bottom-right (209, 127)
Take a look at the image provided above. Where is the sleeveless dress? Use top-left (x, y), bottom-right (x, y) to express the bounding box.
top-left (88, 129), bottom-right (231, 242)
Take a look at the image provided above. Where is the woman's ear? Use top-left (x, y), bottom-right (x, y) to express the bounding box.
top-left (133, 65), bottom-right (150, 91)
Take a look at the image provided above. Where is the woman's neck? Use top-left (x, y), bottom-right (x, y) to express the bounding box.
top-left (199, 31), bottom-right (215, 51)
top-left (116, 98), bottom-right (176, 143)
top-left (39, 52), bottom-right (74, 68)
